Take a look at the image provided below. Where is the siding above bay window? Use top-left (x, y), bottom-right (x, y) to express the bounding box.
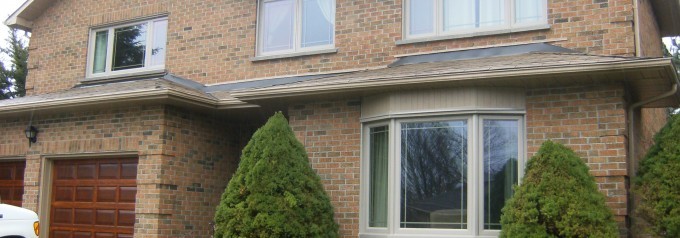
top-left (361, 87), bottom-right (526, 121)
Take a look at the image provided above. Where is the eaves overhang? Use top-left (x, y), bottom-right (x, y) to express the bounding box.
top-left (230, 57), bottom-right (680, 108)
top-left (4, 0), bottom-right (53, 31)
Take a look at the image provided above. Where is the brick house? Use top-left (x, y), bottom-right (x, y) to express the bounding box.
top-left (1, 0), bottom-right (679, 237)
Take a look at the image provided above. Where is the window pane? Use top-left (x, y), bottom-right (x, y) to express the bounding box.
top-left (262, 0), bottom-right (294, 52)
top-left (408, 0), bottom-right (434, 35)
top-left (369, 126), bottom-right (389, 228)
top-left (92, 31), bottom-right (108, 74)
top-left (401, 121), bottom-right (467, 229)
top-left (479, 0), bottom-right (505, 27)
top-left (516, 0), bottom-right (545, 23)
top-left (482, 119), bottom-right (519, 230)
top-left (112, 24), bottom-right (147, 71)
top-left (443, 0), bottom-right (475, 31)
top-left (302, 0), bottom-right (334, 48)
top-left (150, 20), bottom-right (167, 66)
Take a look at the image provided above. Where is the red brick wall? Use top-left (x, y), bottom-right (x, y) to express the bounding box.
top-left (526, 84), bottom-right (630, 235)
top-left (26, 0), bottom-right (637, 95)
top-left (288, 99), bottom-right (362, 238)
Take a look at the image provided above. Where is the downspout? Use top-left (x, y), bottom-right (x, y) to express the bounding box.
top-left (633, 0), bottom-right (642, 57)
top-left (627, 80), bottom-right (678, 237)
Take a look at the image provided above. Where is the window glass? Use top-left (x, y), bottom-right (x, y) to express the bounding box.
top-left (408, 0), bottom-right (434, 35)
top-left (482, 119), bottom-right (519, 230)
top-left (112, 24), bottom-right (147, 71)
top-left (479, 0), bottom-right (505, 27)
top-left (369, 126), bottom-right (389, 228)
top-left (302, 0), bottom-right (334, 48)
top-left (150, 20), bottom-right (167, 66)
top-left (443, 0), bottom-right (475, 31)
top-left (400, 121), bottom-right (468, 229)
top-left (262, 0), bottom-right (295, 53)
top-left (92, 31), bottom-right (108, 74)
top-left (516, 0), bottom-right (544, 23)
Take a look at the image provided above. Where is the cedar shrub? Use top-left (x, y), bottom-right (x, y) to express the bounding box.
top-left (214, 112), bottom-right (339, 237)
top-left (500, 141), bottom-right (618, 238)
top-left (635, 114), bottom-right (680, 237)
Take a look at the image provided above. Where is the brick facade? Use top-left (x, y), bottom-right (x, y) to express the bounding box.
top-left (0, 105), bottom-right (250, 237)
top-left (288, 99), bottom-right (362, 238)
top-left (26, 0), bottom-right (637, 95)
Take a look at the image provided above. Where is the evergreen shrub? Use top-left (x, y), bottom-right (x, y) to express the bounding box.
top-left (214, 112), bottom-right (339, 237)
top-left (500, 141), bottom-right (618, 237)
top-left (635, 114), bottom-right (680, 237)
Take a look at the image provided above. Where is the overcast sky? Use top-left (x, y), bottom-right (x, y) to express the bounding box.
top-left (0, 0), bottom-right (27, 64)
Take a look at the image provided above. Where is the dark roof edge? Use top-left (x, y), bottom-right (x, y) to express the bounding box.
top-left (388, 43), bottom-right (577, 67)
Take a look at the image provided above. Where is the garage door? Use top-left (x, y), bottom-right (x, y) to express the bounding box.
top-left (0, 161), bottom-right (25, 207)
top-left (50, 158), bottom-right (138, 238)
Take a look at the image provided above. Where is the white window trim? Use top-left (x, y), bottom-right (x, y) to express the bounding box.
top-left (360, 114), bottom-right (526, 238)
top-left (255, 0), bottom-right (336, 57)
top-left (402, 0), bottom-right (548, 42)
top-left (85, 17), bottom-right (167, 79)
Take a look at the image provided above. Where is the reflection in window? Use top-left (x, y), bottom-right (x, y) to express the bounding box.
top-left (401, 121), bottom-right (468, 229)
top-left (482, 119), bottom-right (519, 230)
top-left (369, 126), bottom-right (389, 227)
top-left (113, 24), bottom-right (147, 71)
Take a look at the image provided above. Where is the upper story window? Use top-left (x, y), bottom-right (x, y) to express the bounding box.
top-left (257, 0), bottom-right (335, 57)
top-left (87, 18), bottom-right (168, 78)
top-left (404, 0), bottom-right (547, 40)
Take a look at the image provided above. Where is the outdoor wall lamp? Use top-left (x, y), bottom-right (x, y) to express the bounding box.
top-left (25, 125), bottom-right (38, 146)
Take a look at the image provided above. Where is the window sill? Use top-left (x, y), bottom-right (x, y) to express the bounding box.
top-left (81, 69), bottom-right (167, 85)
top-left (396, 24), bottom-right (551, 45)
top-left (359, 233), bottom-right (499, 238)
top-left (250, 48), bottom-right (338, 62)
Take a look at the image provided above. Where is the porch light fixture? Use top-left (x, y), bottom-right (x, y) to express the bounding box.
top-left (25, 125), bottom-right (38, 146)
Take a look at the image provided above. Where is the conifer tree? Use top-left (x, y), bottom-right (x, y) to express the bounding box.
top-left (635, 114), bottom-right (680, 237)
top-left (500, 141), bottom-right (618, 237)
top-left (214, 112), bottom-right (339, 238)
top-left (0, 28), bottom-right (28, 99)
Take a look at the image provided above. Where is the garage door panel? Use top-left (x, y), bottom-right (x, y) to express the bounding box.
top-left (51, 158), bottom-right (137, 237)
top-left (76, 186), bottom-right (95, 202)
top-left (0, 161), bottom-right (25, 206)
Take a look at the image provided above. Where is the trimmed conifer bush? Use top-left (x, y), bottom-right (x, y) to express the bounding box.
top-left (213, 112), bottom-right (339, 237)
top-left (500, 141), bottom-right (618, 237)
top-left (635, 114), bottom-right (680, 237)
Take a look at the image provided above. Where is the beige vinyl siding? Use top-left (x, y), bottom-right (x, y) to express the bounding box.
top-left (361, 87), bottom-right (525, 121)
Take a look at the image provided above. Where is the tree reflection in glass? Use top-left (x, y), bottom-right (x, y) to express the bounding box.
top-left (482, 119), bottom-right (519, 230)
top-left (400, 121), bottom-right (467, 229)
top-left (113, 24), bottom-right (147, 71)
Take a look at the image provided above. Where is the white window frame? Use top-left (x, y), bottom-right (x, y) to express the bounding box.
top-left (360, 114), bottom-right (525, 238)
top-left (255, 0), bottom-right (336, 57)
top-left (85, 17), bottom-right (167, 79)
top-left (402, 0), bottom-right (548, 41)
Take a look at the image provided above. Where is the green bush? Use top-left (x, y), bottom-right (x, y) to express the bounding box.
top-left (635, 114), bottom-right (680, 237)
top-left (500, 141), bottom-right (618, 238)
top-left (214, 112), bottom-right (339, 238)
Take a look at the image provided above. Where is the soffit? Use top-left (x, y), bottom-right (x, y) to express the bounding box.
top-left (650, 0), bottom-right (680, 37)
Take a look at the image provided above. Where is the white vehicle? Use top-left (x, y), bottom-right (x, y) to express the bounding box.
top-left (0, 203), bottom-right (39, 238)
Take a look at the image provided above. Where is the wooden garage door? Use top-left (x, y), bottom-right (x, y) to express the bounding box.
top-left (50, 158), bottom-right (138, 238)
top-left (0, 161), bottom-right (25, 206)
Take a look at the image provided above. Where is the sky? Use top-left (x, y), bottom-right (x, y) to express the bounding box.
top-left (0, 0), bottom-right (28, 64)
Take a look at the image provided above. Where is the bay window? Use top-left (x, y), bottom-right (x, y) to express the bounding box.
top-left (257, 0), bottom-right (335, 57)
top-left (404, 0), bottom-right (547, 40)
top-left (87, 18), bottom-right (168, 78)
top-left (362, 115), bottom-right (524, 237)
